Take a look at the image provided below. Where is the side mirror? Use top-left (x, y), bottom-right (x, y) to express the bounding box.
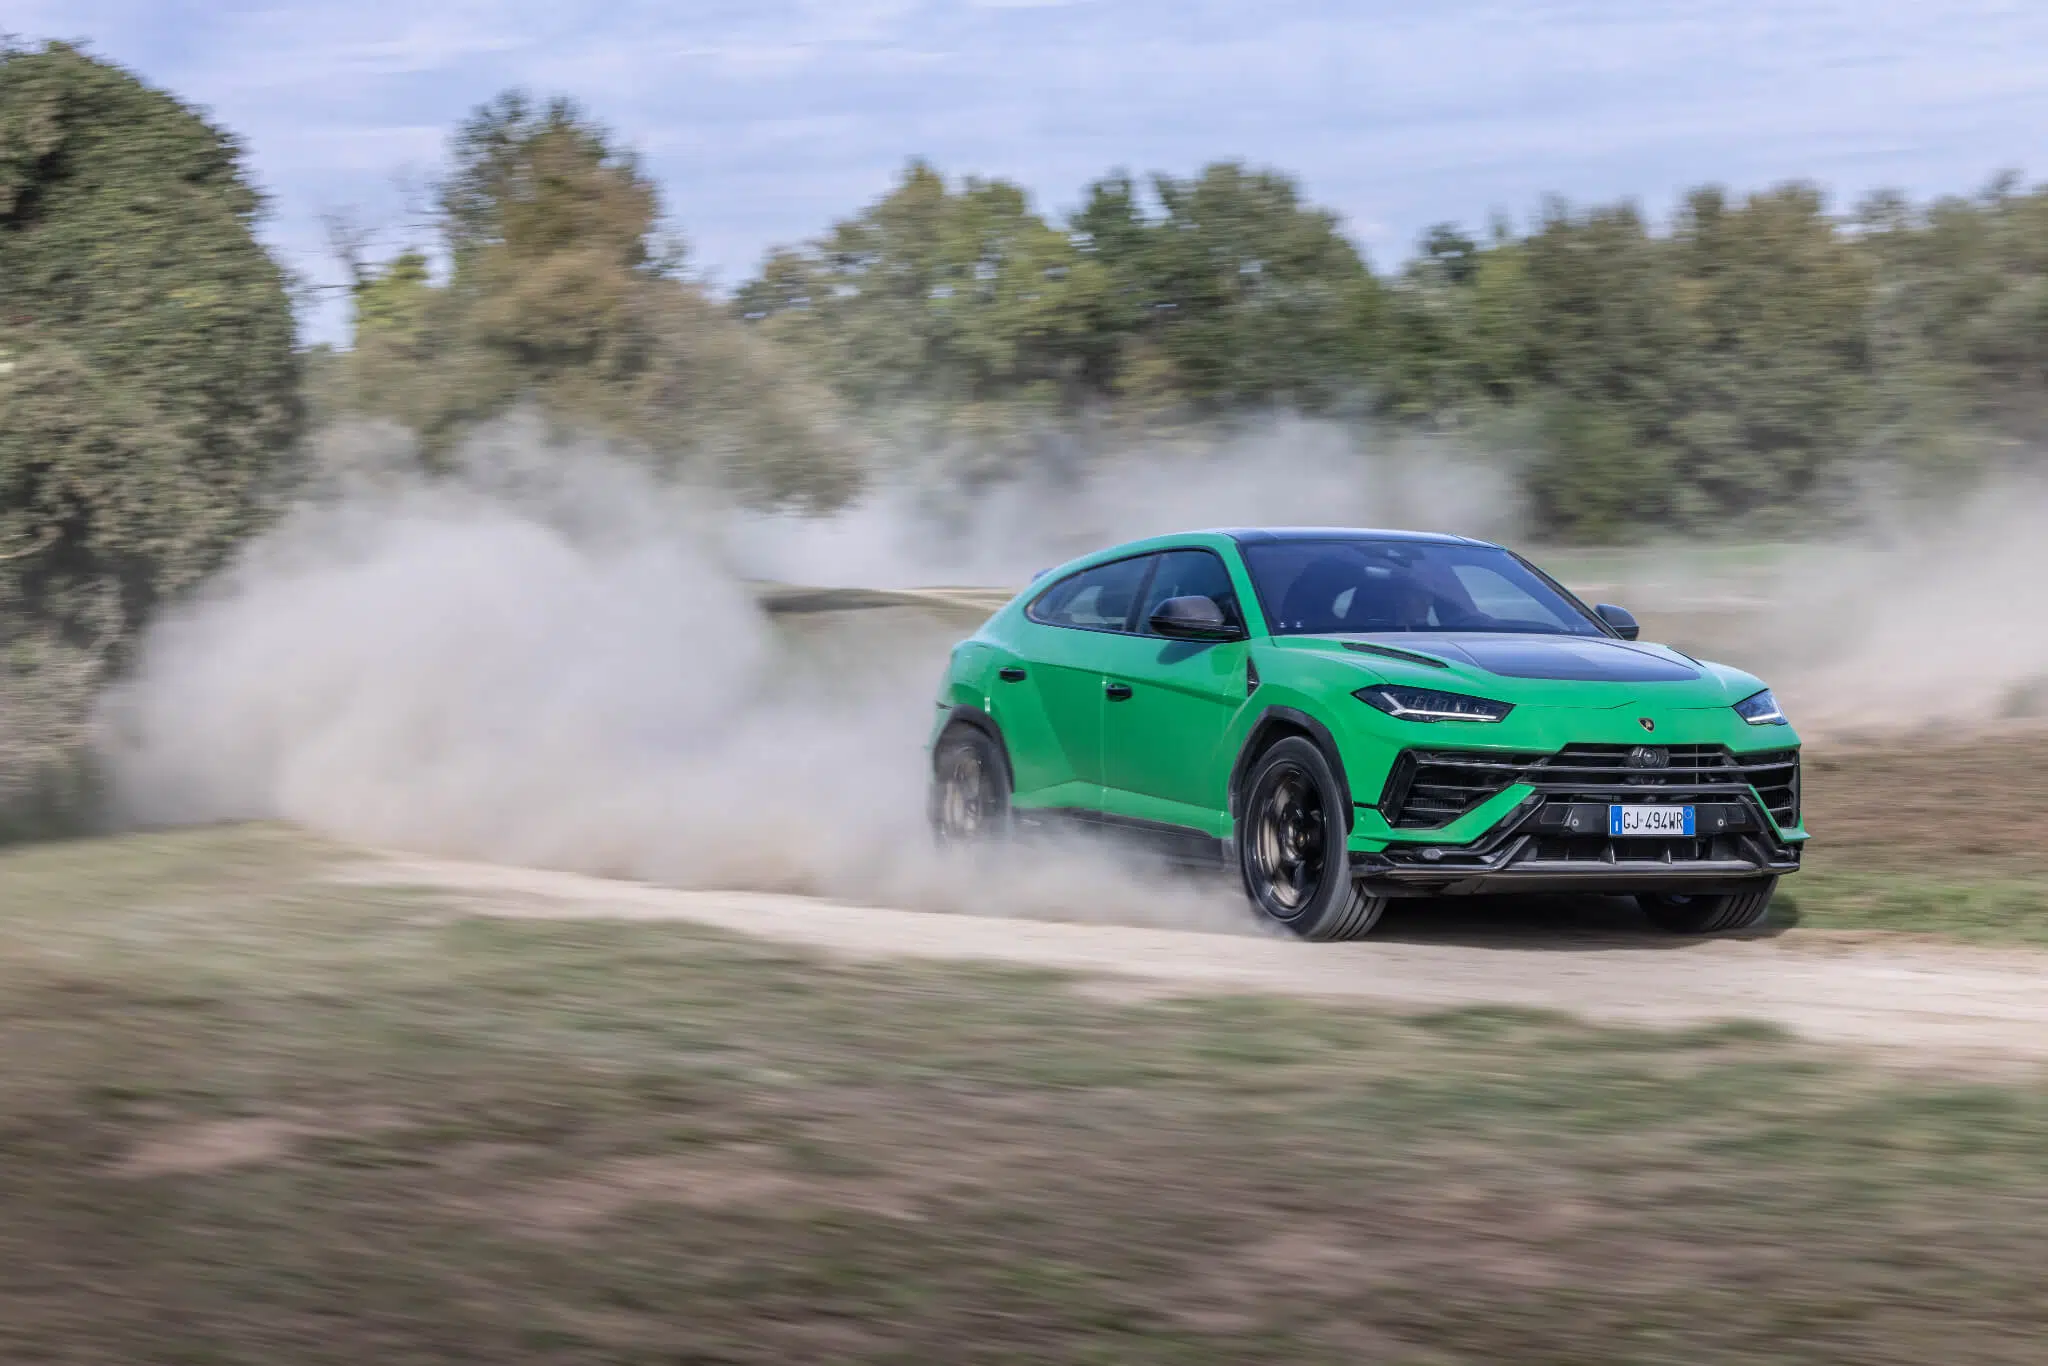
top-left (1148, 595), bottom-right (1243, 641)
top-left (1595, 603), bottom-right (1640, 641)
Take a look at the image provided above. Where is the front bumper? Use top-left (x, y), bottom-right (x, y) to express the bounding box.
top-left (1349, 790), bottom-right (1802, 897)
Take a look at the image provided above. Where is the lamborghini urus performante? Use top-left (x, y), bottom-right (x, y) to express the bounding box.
top-left (927, 529), bottom-right (1804, 939)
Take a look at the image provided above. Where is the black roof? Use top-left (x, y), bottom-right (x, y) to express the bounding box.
top-left (1214, 527), bottom-right (1491, 547)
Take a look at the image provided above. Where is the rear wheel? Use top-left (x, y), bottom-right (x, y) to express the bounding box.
top-left (1238, 737), bottom-right (1387, 940)
top-left (929, 725), bottom-right (1012, 846)
top-left (1637, 879), bottom-right (1777, 934)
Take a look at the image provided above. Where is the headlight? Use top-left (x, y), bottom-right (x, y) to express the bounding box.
top-left (1355, 684), bottom-right (1513, 723)
top-left (1733, 688), bottom-right (1788, 725)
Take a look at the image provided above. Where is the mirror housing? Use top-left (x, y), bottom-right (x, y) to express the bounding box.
top-left (1595, 603), bottom-right (1640, 640)
top-left (1148, 595), bottom-right (1243, 641)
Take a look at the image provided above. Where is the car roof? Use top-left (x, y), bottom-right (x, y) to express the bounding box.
top-left (1025, 526), bottom-right (1503, 585)
top-left (1211, 527), bottom-right (1495, 547)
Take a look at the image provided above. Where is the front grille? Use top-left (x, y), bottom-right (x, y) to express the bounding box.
top-left (1383, 744), bottom-right (1801, 830)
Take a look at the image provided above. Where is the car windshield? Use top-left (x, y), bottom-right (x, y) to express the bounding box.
top-left (1241, 539), bottom-right (1605, 637)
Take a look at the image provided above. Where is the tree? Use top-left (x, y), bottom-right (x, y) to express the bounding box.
top-left (0, 40), bottom-right (302, 817)
top-left (1074, 162), bottom-right (1378, 409)
top-left (330, 91), bottom-right (860, 510)
top-left (1376, 220), bottom-right (1532, 418)
top-left (738, 160), bottom-right (1105, 408)
top-left (1854, 175), bottom-right (2048, 449)
top-left (740, 161), bottom-right (1380, 416)
top-left (0, 41), bottom-right (300, 657)
top-left (1664, 183), bottom-right (1872, 522)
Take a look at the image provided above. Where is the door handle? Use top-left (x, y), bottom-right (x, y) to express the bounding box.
top-left (1104, 681), bottom-right (1134, 701)
top-left (998, 665), bottom-right (1027, 682)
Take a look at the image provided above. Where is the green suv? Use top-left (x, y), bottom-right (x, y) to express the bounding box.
top-left (927, 528), bottom-right (1803, 939)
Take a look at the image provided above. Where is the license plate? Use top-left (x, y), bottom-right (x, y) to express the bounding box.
top-left (1610, 804), bottom-right (1695, 836)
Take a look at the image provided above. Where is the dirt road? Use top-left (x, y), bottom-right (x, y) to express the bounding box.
top-left (374, 856), bottom-right (2048, 1062)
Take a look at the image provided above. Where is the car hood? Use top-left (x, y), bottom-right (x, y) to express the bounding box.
top-left (1283, 631), bottom-right (1767, 707)
top-left (1360, 633), bottom-right (1700, 682)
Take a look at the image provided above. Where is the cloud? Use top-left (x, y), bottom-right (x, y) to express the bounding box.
top-left (18, 0), bottom-right (2047, 344)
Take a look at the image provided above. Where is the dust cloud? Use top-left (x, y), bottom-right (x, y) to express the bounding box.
top-left (1568, 480), bottom-right (2048, 742)
top-left (105, 414), bottom-right (1502, 930)
top-left (98, 413), bottom-right (2044, 924)
top-left (727, 415), bottom-right (1521, 589)
top-left (1781, 501), bottom-right (2048, 738)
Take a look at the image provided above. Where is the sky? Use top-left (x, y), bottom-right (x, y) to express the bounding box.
top-left (12, 1), bottom-right (2048, 345)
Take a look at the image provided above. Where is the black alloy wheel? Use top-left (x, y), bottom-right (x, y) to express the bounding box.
top-left (1250, 765), bottom-right (1326, 915)
top-left (929, 725), bottom-right (1011, 845)
top-left (1238, 736), bottom-right (1388, 940)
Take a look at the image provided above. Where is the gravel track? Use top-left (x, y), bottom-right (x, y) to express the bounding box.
top-left (370, 856), bottom-right (2048, 1062)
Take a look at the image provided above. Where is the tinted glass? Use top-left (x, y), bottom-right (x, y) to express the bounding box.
top-left (1027, 555), bottom-right (1154, 632)
top-left (1136, 549), bottom-right (1243, 636)
top-left (1241, 539), bottom-right (1602, 636)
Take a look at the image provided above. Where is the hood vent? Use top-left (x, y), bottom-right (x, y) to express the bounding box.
top-left (1342, 641), bottom-right (1450, 669)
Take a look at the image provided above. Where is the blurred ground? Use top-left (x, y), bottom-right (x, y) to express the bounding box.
top-left (1, 825), bottom-right (2044, 1365)
top-left (1801, 736), bottom-right (2048, 870)
top-left (0, 570), bottom-right (2038, 1362)
top-left (382, 852), bottom-right (2048, 1062)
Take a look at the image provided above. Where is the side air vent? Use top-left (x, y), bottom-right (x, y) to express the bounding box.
top-left (1382, 750), bottom-right (1545, 828)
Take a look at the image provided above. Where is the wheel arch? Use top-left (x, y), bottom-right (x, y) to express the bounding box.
top-left (935, 704), bottom-right (1016, 786)
top-left (1228, 705), bottom-right (1353, 827)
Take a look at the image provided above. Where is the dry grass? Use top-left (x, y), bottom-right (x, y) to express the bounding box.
top-left (1801, 733), bottom-right (2048, 872)
top-left (1779, 734), bottom-right (2048, 942)
top-left (2, 824), bottom-right (2046, 1364)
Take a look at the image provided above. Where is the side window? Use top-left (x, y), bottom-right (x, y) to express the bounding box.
top-left (1136, 549), bottom-right (1244, 636)
top-left (1026, 555), bottom-right (1155, 632)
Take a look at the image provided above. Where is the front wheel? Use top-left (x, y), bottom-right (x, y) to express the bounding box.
top-left (1637, 879), bottom-right (1777, 934)
top-left (928, 724), bottom-right (1012, 846)
top-left (1238, 737), bottom-right (1388, 940)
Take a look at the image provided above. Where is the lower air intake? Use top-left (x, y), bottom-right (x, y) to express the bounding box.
top-left (1383, 745), bottom-right (1801, 830)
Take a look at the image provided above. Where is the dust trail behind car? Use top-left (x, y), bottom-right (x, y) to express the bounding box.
top-left (97, 413), bottom-right (2048, 931)
top-left (104, 415), bottom-right (1504, 928)
top-left (1555, 485), bottom-right (2048, 742)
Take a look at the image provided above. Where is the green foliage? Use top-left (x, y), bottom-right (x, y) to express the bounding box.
top-left (735, 160), bottom-right (1106, 409)
top-left (1857, 177), bottom-right (2048, 433)
top-left (739, 160), bottom-right (1375, 419)
top-left (351, 249), bottom-right (432, 345)
top-left (1527, 399), bottom-right (1669, 542)
top-left (440, 91), bottom-right (661, 269)
top-left (0, 41), bottom-right (301, 815)
top-left (1377, 218), bottom-right (1533, 415)
top-left (1074, 163), bottom-right (1378, 410)
top-left (330, 92), bottom-right (859, 511)
top-left (0, 41), bottom-right (300, 642)
top-left (1664, 184), bottom-right (1873, 524)
top-left (742, 165), bottom-right (2048, 540)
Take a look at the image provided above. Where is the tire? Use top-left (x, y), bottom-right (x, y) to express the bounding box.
top-left (1637, 878), bottom-right (1777, 934)
top-left (928, 724), bottom-right (1012, 846)
top-left (1237, 736), bottom-right (1388, 940)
